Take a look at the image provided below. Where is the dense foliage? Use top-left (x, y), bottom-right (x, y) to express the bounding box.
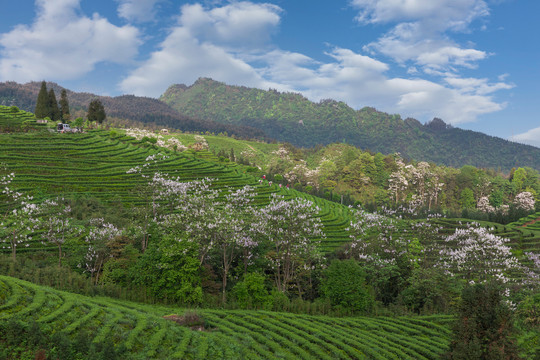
top-left (444, 282), bottom-right (520, 360)
top-left (161, 78), bottom-right (540, 172)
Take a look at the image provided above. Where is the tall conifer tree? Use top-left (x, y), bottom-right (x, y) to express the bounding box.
top-left (35, 81), bottom-right (49, 119)
top-left (59, 89), bottom-right (70, 121)
top-left (48, 89), bottom-right (61, 121)
top-left (87, 99), bottom-right (106, 124)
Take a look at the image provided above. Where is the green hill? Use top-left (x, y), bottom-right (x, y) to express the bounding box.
top-left (160, 78), bottom-right (540, 172)
top-left (0, 275), bottom-right (453, 359)
top-left (0, 81), bottom-right (268, 140)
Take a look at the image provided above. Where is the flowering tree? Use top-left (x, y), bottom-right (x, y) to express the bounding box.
top-left (83, 219), bottom-right (123, 284)
top-left (0, 200), bottom-right (40, 260)
top-left (346, 209), bottom-right (442, 267)
top-left (256, 195), bottom-right (324, 293)
top-left (0, 173), bottom-right (40, 260)
top-left (388, 156), bottom-right (444, 210)
top-left (437, 225), bottom-right (522, 284)
top-left (127, 154), bottom-right (171, 252)
top-left (476, 196), bottom-right (495, 213)
top-left (514, 191), bottom-right (535, 212)
top-left (38, 198), bottom-right (79, 267)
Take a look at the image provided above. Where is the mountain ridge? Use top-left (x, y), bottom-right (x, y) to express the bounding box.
top-left (161, 78), bottom-right (540, 172)
top-left (0, 81), bottom-right (268, 140)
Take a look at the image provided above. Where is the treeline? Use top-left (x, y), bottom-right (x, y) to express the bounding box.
top-left (228, 142), bottom-right (540, 220)
top-left (161, 78), bottom-right (540, 172)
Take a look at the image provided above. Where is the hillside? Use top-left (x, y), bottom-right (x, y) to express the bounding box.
top-left (0, 113), bottom-right (538, 358)
top-left (0, 121), bottom-right (537, 276)
top-left (0, 275), bottom-right (453, 359)
top-left (160, 78), bottom-right (540, 172)
top-left (0, 81), bottom-right (268, 140)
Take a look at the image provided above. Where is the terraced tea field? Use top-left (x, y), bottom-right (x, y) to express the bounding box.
top-left (0, 275), bottom-right (452, 359)
top-left (0, 106), bottom-right (44, 132)
top-left (0, 130), bottom-right (352, 253)
top-left (1, 126), bottom-right (538, 276)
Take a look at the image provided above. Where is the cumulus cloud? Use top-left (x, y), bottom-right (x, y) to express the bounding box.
top-left (351, 0), bottom-right (489, 29)
top-left (120, 2), bottom-right (283, 95)
top-left (120, 1), bottom-right (510, 125)
top-left (512, 127), bottom-right (540, 148)
top-left (117, 0), bottom-right (162, 23)
top-left (354, 0), bottom-right (491, 72)
top-left (179, 2), bottom-right (282, 49)
top-left (0, 0), bottom-right (140, 83)
top-left (259, 47), bottom-right (506, 124)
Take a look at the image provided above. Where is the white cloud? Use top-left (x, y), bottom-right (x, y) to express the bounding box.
top-left (262, 47), bottom-right (505, 124)
top-left (354, 0), bottom-right (491, 72)
top-left (117, 0), bottom-right (162, 23)
top-left (444, 76), bottom-right (514, 95)
top-left (512, 127), bottom-right (540, 148)
top-left (119, 26), bottom-right (273, 97)
top-left (351, 0), bottom-right (489, 30)
top-left (120, 2), bottom-right (283, 96)
top-left (179, 2), bottom-right (282, 49)
top-left (121, 1), bottom-right (510, 126)
top-left (0, 0), bottom-right (140, 83)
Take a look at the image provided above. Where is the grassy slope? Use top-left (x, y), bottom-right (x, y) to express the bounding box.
top-left (0, 275), bottom-right (453, 359)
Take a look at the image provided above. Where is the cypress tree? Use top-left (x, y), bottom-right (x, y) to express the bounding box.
top-left (59, 89), bottom-right (70, 121)
top-left (87, 99), bottom-right (106, 124)
top-left (34, 81), bottom-right (49, 119)
top-left (48, 89), bottom-right (61, 121)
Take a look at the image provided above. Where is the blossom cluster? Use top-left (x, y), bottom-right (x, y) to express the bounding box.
top-left (125, 128), bottom-right (187, 151)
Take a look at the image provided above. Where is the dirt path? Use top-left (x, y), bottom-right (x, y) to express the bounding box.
top-left (521, 216), bottom-right (540, 227)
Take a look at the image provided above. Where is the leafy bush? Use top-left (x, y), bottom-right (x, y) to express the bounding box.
top-left (320, 259), bottom-right (373, 313)
top-left (233, 273), bottom-right (269, 309)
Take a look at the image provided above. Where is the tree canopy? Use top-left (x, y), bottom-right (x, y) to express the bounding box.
top-left (87, 99), bottom-right (106, 124)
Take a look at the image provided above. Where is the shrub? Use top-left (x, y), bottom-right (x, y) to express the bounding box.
top-left (320, 259), bottom-right (373, 313)
top-left (232, 273), bottom-right (269, 309)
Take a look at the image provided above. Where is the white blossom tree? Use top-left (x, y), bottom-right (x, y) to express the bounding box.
top-left (437, 225), bottom-right (522, 284)
top-left (514, 191), bottom-right (536, 212)
top-left (83, 219), bottom-right (123, 284)
top-left (256, 195), bottom-right (325, 293)
top-left (38, 198), bottom-right (79, 267)
top-left (0, 173), bottom-right (40, 260)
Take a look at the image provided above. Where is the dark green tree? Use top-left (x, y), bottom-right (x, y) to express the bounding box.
top-left (444, 282), bottom-right (521, 360)
top-left (48, 89), bottom-right (61, 121)
top-left (59, 89), bottom-right (70, 121)
top-left (87, 99), bottom-right (106, 124)
top-left (34, 81), bottom-right (50, 119)
top-left (320, 259), bottom-right (373, 313)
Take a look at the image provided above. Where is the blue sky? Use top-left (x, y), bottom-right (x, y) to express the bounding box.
top-left (1, 0), bottom-right (539, 148)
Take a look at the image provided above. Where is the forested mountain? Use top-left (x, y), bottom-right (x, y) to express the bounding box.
top-left (0, 81), bottom-right (267, 140)
top-left (161, 78), bottom-right (540, 172)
